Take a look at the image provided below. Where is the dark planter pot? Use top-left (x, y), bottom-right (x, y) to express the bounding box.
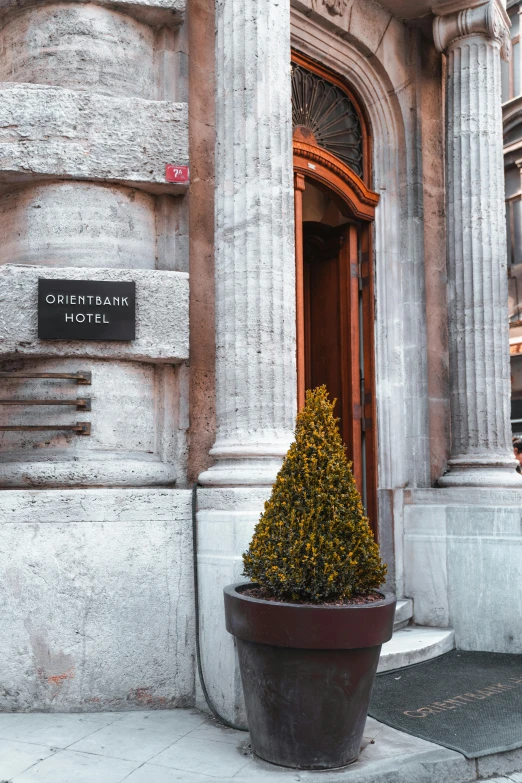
top-left (224, 582), bottom-right (396, 770)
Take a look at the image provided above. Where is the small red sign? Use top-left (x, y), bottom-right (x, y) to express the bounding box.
top-left (165, 164), bottom-right (190, 183)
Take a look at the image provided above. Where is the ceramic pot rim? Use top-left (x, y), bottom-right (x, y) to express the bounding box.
top-left (224, 582), bottom-right (396, 650)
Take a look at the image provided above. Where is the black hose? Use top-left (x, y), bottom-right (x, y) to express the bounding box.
top-left (192, 482), bottom-right (248, 731)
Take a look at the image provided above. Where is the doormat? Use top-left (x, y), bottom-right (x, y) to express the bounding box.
top-left (368, 650), bottom-right (522, 758)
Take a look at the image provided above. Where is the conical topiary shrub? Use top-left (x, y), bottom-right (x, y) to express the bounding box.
top-left (243, 385), bottom-right (386, 603)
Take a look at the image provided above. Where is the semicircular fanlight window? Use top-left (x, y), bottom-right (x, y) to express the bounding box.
top-left (291, 63), bottom-right (364, 178)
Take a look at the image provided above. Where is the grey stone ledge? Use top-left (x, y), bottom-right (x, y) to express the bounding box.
top-left (0, 83), bottom-right (188, 194)
top-left (0, 264), bottom-right (189, 362)
top-left (0, 0), bottom-right (185, 27)
top-left (405, 487), bottom-right (522, 507)
top-left (0, 487), bottom-right (192, 523)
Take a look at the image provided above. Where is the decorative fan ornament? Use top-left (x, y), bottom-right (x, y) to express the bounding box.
top-left (291, 64), bottom-right (364, 178)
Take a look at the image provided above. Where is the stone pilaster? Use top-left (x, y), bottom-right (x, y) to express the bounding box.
top-left (434, 0), bottom-right (522, 487)
top-left (198, 0), bottom-right (296, 487)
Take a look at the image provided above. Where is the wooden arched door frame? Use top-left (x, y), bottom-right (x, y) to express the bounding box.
top-left (292, 57), bottom-right (380, 524)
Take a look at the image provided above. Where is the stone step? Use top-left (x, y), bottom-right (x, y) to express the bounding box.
top-left (393, 598), bottom-right (413, 631)
top-left (378, 626), bottom-right (455, 673)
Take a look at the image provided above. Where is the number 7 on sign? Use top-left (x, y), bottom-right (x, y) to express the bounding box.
top-left (166, 164), bottom-right (190, 183)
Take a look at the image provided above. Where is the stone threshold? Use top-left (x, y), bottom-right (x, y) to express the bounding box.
top-left (378, 625), bottom-right (455, 672)
top-left (0, 709), bottom-right (521, 782)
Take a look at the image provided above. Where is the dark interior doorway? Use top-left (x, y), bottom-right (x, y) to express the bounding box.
top-left (297, 179), bottom-right (377, 525)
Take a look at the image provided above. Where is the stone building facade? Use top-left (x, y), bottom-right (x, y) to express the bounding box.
top-left (504, 0), bottom-right (522, 430)
top-left (0, 0), bottom-right (521, 720)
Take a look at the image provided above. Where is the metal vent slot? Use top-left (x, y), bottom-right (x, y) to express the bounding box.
top-left (0, 422), bottom-right (91, 435)
top-left (0, 371), bottom-right (92, 434)
top-left (0, 371), bottom-right (91, 385)
top-left (0, 398), bottom-right (91, 411)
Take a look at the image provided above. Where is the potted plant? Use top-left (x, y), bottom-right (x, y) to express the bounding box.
top-left (224, 386), bottom-right (395, 770)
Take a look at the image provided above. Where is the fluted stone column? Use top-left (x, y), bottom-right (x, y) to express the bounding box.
top-left (434, 0), bottom-right (522, 487)
top-left (195, 0), bottom-right (295, 722)
top-left (198, 0), bottom-right (296, 488)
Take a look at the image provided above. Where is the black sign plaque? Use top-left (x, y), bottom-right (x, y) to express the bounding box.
top-left (38, 279), bottom-right (136, 341)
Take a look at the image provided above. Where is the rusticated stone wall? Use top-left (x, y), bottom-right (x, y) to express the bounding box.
top-left (0, 0), bottom-right (194, 710)
top-left (0, 0), bottom-right (189, 487)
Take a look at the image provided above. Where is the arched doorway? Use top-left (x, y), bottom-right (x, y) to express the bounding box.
top-left (292, 54), bottom-right (380, 527)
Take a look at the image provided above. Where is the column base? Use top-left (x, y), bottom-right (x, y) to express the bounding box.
top-left (198, 439), bottom-right (292, 486)
top-left (438, 457), bottom-right (522, 488)
top-left (198, 458), bottom-right (283, 487)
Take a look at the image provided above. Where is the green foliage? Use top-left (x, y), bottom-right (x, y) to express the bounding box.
top-left (243, 386), bottom-right (387, 603)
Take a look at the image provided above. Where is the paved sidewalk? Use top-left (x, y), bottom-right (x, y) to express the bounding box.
top-left (0, 708), bottom-right (521, 783)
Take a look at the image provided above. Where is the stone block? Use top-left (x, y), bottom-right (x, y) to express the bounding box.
top-left (404, 489), bottom-right (522, 653)
top-left (0, 489), bottom-right (194, 711)
top-left (0, 84), bottom-right (188, 193)
top-left (373, 15), bottom-right (411, 93)
top-left (0, 358), bottom-right (184, 488)
top-left (477, 748), bottom-right (522, 780)
top-left (195, 487), bottom-right (271, 723)
top-left (291, 0), bottom-right (392, 56)
top-left (0, 5), bottom-right (156, 100)
top-left (0, 183), bottom-right (157, 270)
top-left (0, 0), bottom-right (185, 28)
top-left (446, 507), bottom-right (522, 653)
top-left (404, 505), bottom-right (450, 628)
top-left (0, 264), bottom-right (189, 363)
top-left (348, 0), bottom-right (392, 57)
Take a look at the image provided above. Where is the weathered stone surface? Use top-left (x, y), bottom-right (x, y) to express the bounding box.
top-left (0, 489), bottom-right (194, 711)
top-left (0, 84), bottom-right (188, 193)
top-left (0, 0), bottom-right (185, 27)
top-left (187, 0), bottom-right (215, 483)
top-left (404, 489), bottom-right (522, 652)
top-left (478, 749), bottom-right (522, 781)
top-left (0, 711), bottom-right (485, 780)
top-left (156, 193), bottom-right (189, 273)
top-left (0, 0), bottom-right (192, 712)
top-left (0, 183), bottom-right (157, 269)
top-left (0, 264), bottom-right (189, 362)
top-left (0, 4), bottom-right (156, 99)
top-left (0, 358), bottom-right (184, 487)
top-left (349, 0), bottom-right (393, 57)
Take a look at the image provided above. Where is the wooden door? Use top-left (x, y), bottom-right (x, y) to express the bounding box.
top-left (303, 221), bottom-right (363, 494)
top-left (294, 177), bottom-right (377, 528)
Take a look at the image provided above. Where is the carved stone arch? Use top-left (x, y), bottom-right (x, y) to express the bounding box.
top-left (291, 8), bottom-right (432, 583)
